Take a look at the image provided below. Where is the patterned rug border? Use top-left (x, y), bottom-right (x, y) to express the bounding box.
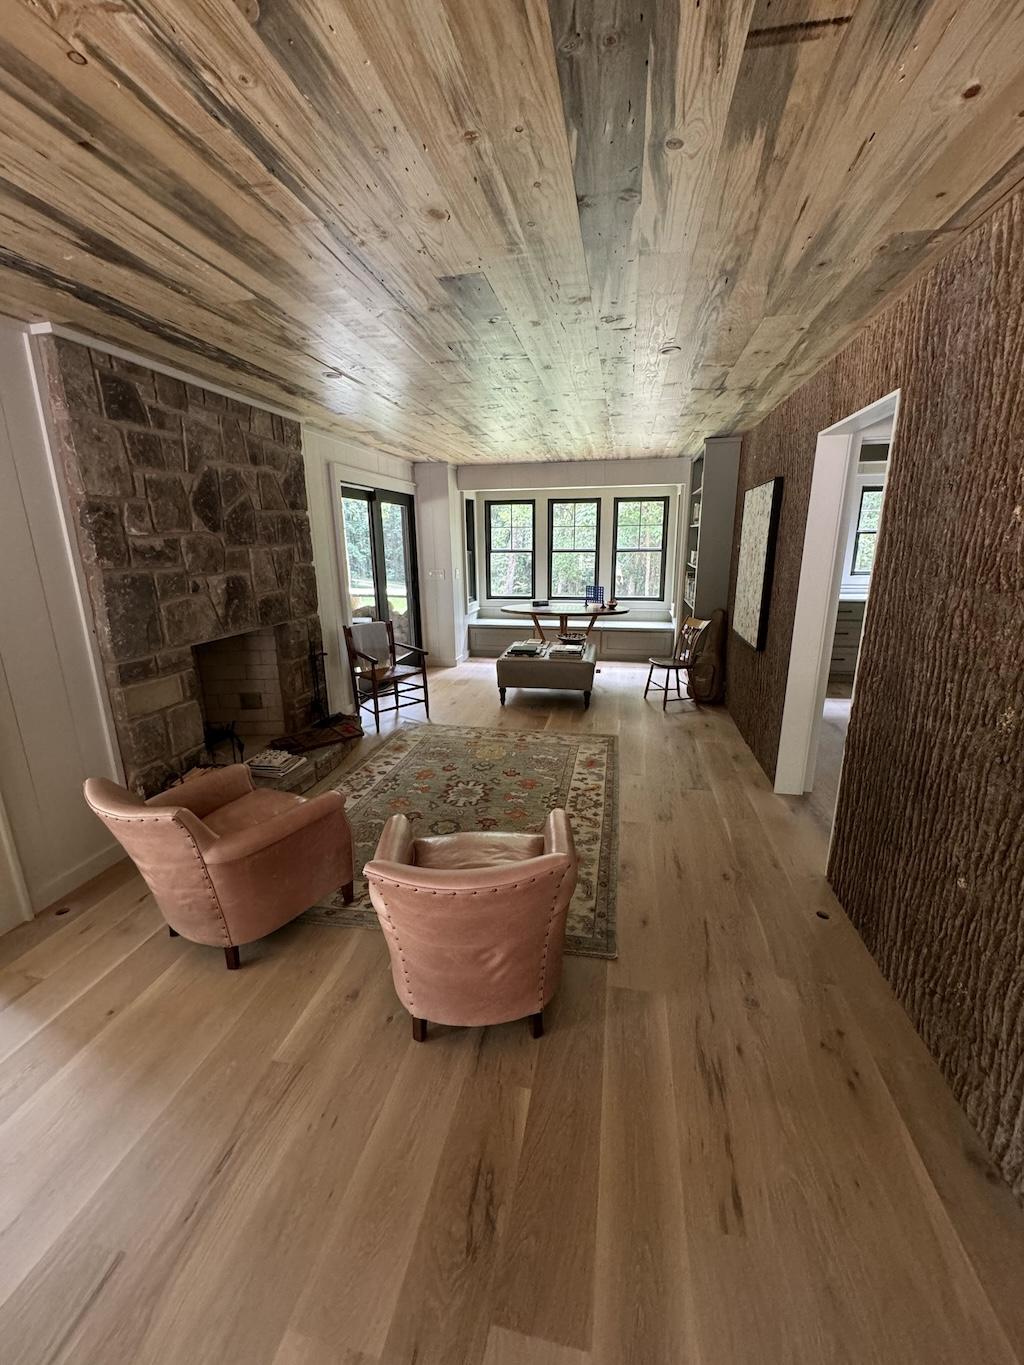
top-left (305, 722), bottom-right (619, 959)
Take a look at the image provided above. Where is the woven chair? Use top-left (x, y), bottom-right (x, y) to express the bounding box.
top-left (643, 616), bottom-right (711, 710)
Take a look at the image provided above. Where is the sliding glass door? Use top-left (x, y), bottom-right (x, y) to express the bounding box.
top-left (340, 487), bottom-right (421, 646)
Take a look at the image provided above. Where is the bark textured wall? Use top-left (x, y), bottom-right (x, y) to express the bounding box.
top-left (726, 189), bottom-right (1024, 1196)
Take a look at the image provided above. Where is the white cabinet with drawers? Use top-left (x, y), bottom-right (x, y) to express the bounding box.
top-left (830, 598), bottom-right (866, 680)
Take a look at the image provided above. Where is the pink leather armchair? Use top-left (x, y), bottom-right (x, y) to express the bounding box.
top-left (84, 765), bottom-right (354, 969)
top-left (364, 809), bottom-right (577, 1040)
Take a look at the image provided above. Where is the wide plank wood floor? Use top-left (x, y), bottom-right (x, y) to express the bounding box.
top-left (1, 661), bottom-right (1022, 1364)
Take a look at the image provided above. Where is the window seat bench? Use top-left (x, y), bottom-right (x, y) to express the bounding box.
top-left (467, 616), bottom-right (675, 662)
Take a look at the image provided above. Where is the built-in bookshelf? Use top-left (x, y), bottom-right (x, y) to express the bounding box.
top-left (684, 453), bottom-right (703, 608)
top-left (681, 437), bottom-right (740, 619)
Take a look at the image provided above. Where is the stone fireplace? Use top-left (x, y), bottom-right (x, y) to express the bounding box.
top-left (39, 336), bottom-right (323, 794)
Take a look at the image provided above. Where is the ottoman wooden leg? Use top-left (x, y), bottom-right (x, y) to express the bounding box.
top-left (583, 690), bottom-right (591, 709)
top-left (499, 686), bottom-right (506, 706)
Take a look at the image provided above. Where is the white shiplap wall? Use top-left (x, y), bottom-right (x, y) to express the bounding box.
top-left (0, 325), bottom-right (122, 925)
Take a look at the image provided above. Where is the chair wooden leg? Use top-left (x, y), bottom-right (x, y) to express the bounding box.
top-left (341, 880), bottom-right (355, 905)
top-left (412, 1017), bottom-right (428, 1043)
top-left (528, 1010), bottom-right (544, 1039)
top-left (168, 926), bottom-right (179, 937)
top-left (643, 663), bottom-right (654, 697)
top-left (663, 671), bottom-right (669, 710)
top-left (372, 688), bottom-right (380, 734)
top-left (420, 666), bottom-right (430, 718)
top-left (224, 946), bottom-right (240, 970)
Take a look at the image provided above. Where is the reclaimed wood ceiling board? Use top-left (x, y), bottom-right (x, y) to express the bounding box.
top-left (0, 0), bottom-right (1023, 463)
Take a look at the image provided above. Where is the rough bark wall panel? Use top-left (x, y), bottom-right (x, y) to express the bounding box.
top-left (725, 189), bottom-right (1024, 1196)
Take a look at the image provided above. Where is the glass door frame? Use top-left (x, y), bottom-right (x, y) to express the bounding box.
top-left (340, 485), bottom-right (423, 648)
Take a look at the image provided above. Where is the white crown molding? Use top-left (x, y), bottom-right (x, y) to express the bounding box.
top-left (28, 321), bottom-right (300, 423)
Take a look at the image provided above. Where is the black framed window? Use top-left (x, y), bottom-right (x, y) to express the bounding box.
top-left (485, 499), bottom-right (535, 598)
top-left (613, 496), bottom-right (669, 600)
top-left (851, 486), bottom-right (883, 576)
top-left (548, 498), bottom-right (600, 599)
top-left (464, 498), bottom-right (477, 603)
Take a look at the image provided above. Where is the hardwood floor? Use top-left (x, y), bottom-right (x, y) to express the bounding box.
top-left (1, 661), bottom-right (1022, 1365)
top-left (803, 682), bottom-right (854, 841)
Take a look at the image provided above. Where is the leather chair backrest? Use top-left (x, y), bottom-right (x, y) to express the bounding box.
top-left (83, 778), bottom-right (226, 938)
top-left (365, 851), bottom-right (575, 1027)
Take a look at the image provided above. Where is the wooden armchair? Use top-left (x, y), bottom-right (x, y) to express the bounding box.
top-left (644, 616), bottom-right (711, 710)
top-left (344, 619), bottom-right (430, 733)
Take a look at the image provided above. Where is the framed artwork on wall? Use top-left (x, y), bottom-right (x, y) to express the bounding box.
top-left (732, 476), bottom-right (784, 651)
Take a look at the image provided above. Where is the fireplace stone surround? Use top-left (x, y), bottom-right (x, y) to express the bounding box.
top-left (39, 337), bottom-right (323, 794)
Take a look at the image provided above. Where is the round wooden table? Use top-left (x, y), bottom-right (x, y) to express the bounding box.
top-left (498, 602), bottom-right (629, 642)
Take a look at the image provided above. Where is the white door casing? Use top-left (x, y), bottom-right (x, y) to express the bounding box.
top-left (774, 391), bottom-right (900, 799)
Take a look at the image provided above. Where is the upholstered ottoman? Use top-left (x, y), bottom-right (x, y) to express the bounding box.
top-left (496, 641), bottom-right (597, 709)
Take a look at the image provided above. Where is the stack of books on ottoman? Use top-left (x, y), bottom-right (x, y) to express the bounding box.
top-left (548, 642), bottom-right (584, 660)
top-left (505, 639), bottom-right (545, 657)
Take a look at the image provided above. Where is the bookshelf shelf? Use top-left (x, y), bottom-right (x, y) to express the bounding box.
top-left (680, 439), bottom-right (739, 619)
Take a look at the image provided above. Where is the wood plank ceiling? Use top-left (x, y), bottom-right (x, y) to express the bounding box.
top-left (1, 0), bottom-right (1023, 464)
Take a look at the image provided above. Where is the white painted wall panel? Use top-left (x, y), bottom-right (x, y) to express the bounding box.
top-left (0, 325), bottom-right (121, 923)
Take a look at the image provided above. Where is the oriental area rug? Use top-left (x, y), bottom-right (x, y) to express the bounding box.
top-left (304, 723), bottom-right (618, 958)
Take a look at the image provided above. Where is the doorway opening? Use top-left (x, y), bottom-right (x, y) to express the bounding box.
top-left (774, 391), bottom-right (899, 843)
top-left (340, 486), bottom-right (422, 647)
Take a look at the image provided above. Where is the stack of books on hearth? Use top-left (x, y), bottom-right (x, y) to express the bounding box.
top-left (246, 748), bottom-right (306, 778)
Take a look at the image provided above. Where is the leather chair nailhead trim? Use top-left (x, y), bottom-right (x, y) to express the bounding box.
top-left (87, 805), bottom-right (231, 946)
